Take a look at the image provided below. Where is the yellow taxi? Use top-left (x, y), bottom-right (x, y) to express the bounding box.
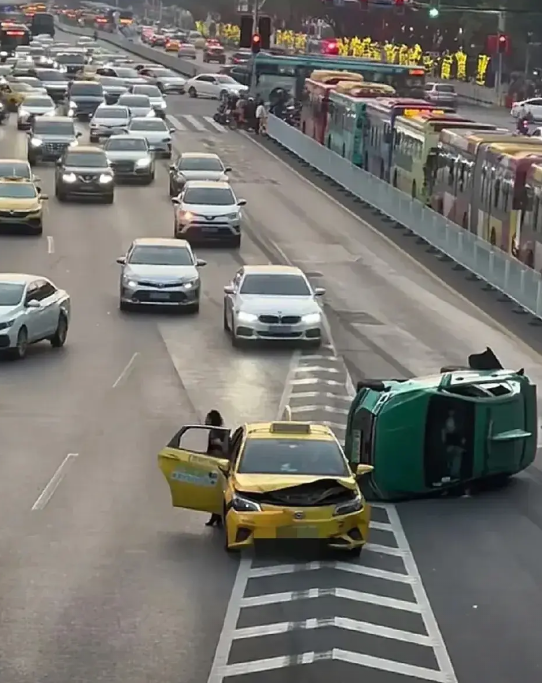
top-left (165, 38), bottom-right (180, 52)
top-left (0, 177), bottom-right (47, 235)
top-left (0, 81), bottom-right (38, 110)
top-left (158, 420), bottom-right (372, 555)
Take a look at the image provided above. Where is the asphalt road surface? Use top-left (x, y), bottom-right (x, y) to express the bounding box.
top-left (1, 26), bottom-right (539, 683)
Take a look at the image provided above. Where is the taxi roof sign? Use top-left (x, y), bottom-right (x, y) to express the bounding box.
top-left (270, 422), bottom-right (312, 434)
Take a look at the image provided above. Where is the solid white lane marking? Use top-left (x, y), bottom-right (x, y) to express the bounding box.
top-left (386, 505), bottom-right (457, 681)
top-left (248, 561), bottom-right (413, 584)
top-left (289, 391), bottom-right (351, 401)
top-left (366, 542), bottom-right (405, 557)
top-left (204, 115), bottom-right (226, 132)
top-left (112, 352), bottom-right (138, 388)
top-left (32, 453), bottom-right (78, 510)
top-left (295, 365), bottom-right (341, 373)
top-left (233, 616), bottom-right (434, 646)
top-left (291, 377), bottom-right (344, 386)
top-left (184, 114), bottom-right (207, 131)
top-left (47, 235), bottom-right (54, 253)
top-left (240, 588), bottom-right (421, 612)
top-left (167, 114), bottom-right (187, 131)
top-left (370, 520), bottom-right (395, 532)
top-left (290, 404), bottom-right (349, 415)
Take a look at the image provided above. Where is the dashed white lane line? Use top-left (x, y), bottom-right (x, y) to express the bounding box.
top-left (47, 235), bottom-right (54, 253)
top-left (31, 453), bottom-right (78, 511)
top-left (112, 352), bottom-right (138, 389)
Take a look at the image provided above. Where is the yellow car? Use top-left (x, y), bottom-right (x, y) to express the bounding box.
top-left (158, 420), bottom-right (372, 555)
top-left (0, 178), bottom-right (47, 235)
top-left (165, 39), bottom-right (180, 52)
top-left (0, 81), bottom-right (37, 110)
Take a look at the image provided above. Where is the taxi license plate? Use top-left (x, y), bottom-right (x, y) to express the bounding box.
top-left (277, 525), bottom-right (318, 539)
top-left (150, 292), bottom-right (170, 300)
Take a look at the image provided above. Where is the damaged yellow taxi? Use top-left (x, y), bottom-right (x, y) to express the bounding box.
top-left (158, 420), bottom-right (372, 555)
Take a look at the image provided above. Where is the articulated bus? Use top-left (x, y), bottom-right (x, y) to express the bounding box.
top-left (472, 146), bottom-right (542, 254)
top-left (235, 54), bottom-right (425, 102)
top-left (429, 129), bottom-right (512, 227)
top-left (363, 98), bottom-right (451, 181)
top-left (521, 164), bottom-right (542, 269)
top-left (391, 116), bottom-right (497, 201)
top-left (326, 81), bottom-right (396, 166)
top-left (300, 70), bottom-right (363, 145)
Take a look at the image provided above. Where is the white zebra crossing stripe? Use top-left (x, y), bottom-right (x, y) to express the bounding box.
top-left (183, 114), bottom-right (208, 131)
top-left (167, 114), bottom-right (225, 134)
top-left (166, 114), bottom-right (187, 131)
top-left (204, 115), bottom-right (227, 131)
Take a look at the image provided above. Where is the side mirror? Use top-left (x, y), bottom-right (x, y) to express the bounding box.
top-left (237, 199), bottom-right (246, 206)
top-left (355, 464), bottom-right (374, 477)
top-left (225, 167), bottom-right (232, 172)
top-left (76, 131), bottom-right (82, 137)
top-left (217, 461), bottom-right (230, 476)
top-left (223, 284), bottom-right (234, 295)
top-left (169, 128), bottom-right (175, 134)
top-left (116, 256), bottom-right (126, 264)
top-left (171, 197), bottom-right (180, 204)
top-left (40, 193), bottom-right (48, 200)
top-left (169, 163), bottom-right (175, 170)
top-left (32, 175), bottom-right (40, 181)
top-left (314, 287), bottom-right (325, 296)
top-left (55, 159), bottom-right (62, 166)
top-left (25, 299), bottom-right (40, 308)
top-left (196, 258), bottom-right (207, 267)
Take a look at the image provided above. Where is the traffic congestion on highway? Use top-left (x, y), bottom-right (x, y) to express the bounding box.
top-left (2, 11), bottom-right (542, 683)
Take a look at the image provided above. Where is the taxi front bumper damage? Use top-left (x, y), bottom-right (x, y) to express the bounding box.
top-left (226, 480), bottom-right (370, 550)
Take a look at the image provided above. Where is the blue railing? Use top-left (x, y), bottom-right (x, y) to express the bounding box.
top-left (265, 115), bottom-right (542, 321)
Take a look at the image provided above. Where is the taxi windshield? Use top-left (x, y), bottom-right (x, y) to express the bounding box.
top-left (0, 163), bottom-right (30, 179)
top-left (238, 438), bottom-right (350, 476)
top-left (0, 182), bottom-right (37, 199)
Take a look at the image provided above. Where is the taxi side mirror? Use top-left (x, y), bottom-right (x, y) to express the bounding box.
top-left (217, 461), bottom-right (230, 476)
top-left (40, 193), bottom-right (48, 200)
top-left (355, 464), bottom-right (374, 477)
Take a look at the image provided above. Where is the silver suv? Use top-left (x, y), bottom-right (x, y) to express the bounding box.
top-left (423, 82), bottom-right (458, 110)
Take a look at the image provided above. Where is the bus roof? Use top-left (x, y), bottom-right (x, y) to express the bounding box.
top-left (253, 53), bottom-right (425, 74)
top-left (484, 141), bottom-right (542, 157)
top-left (309, 70), bottom-right (364, 85)
top-left (439, 129), bottom-right (512, 153)
top-left (395, 114), bottom-right (474, 132)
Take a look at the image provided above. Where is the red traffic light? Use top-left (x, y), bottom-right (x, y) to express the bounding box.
top-left (252, 33), bottom-right (260, 43)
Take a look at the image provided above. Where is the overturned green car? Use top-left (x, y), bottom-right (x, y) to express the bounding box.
top-left (344, 348), bottom-right (537, 501)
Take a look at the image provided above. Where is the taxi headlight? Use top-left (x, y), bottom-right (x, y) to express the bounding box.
top-left (334, 494), bottom-right (363, 517)
top-left (302, 312), bottom-right (321, 325)
top-left (237, 311), bottom-right (258, 324)
top-left (99, 174), bottom-right (113, 183)
top-left (30, 137), bottom-right (43, 147)
top-left (231, 493), bottom-right (261, 512)
top-left (62, 172), bottom-right (77, 182)
top-left (135, 158), bottom-right (151, 167)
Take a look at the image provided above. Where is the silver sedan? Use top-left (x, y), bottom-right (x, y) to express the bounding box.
top-left (126, 117), bottom-right (174, 158)
top-left (103, 134), bottom-right (155, 184)
top-left (223, 265), bottom-right (324, 347)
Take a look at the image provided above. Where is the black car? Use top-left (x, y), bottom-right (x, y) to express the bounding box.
top-left (55, 52), bottom-right (86, 78)
top-left (27, 116), bottom-right (81, 165)
top-left (55, 146), bottom-right (114, 203)
top-left (65, 80), bottom-right (105, 119)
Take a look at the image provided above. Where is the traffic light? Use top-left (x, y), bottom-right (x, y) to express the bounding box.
top-left (498, 33), bottom-right (509, 54)
top-left (239, 14), bottom-right (252, 49)
top-left (429, 0), bottom-right (439, 18)
top-left (258, 16), bottom-right (271, 49)
top-left (251, 33), bottom-right (261, 54)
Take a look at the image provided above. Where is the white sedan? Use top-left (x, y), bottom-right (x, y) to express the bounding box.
top-left (511, 98), bottom-right (542, 121)
top-left (185, 73), bottom-right (247, 100)
top-left (223, 265), bottom-right (325, 347)
top-left (0, 273), bottom-right (70, 360)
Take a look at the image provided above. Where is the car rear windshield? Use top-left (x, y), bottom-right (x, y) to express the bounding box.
top-left (120, 95), bottom-right (149, 106)
top-left (238, 438), bottom-right (350, 476)
top-left (178, 157), bottom-right (223, 171)
top-left (183, 187), bottom-right (234, 205)
top-left (34, 120), bottom-right (74, 135)
top-left (0, 182), bottom-right (37, 198)
top-left (105, 137), bottom-right (147, 151)
top-left (0, 283), bottom-right (24, 306)
top-left (130, 119), bottom-right (167, 131)
top-left (64, 152), bottom-right (107, 167)
top-left (133, 85), bottom-right (160, 96)
top-left (36, 70), bottom-right (66, 81)
top-left (24, 97), bottom-right (52, 107)
top-left (95, 107), bottom-right (128, 118)
top-left (152, 69), bottom-right (174, 77)
top-left (57, 53), bottom-right (85, 64)
top-left (70, 83), bottom-right (103, 96)
top-left (435, 84), bottom-right (455, 92)
top-left (129, 245), bottom-right (193, 265)
top-left (240, 274), bottom-right (310, 296)
top-left (115, 68), bottom-right (138, 78)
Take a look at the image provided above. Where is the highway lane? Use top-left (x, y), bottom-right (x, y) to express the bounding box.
top-left (457, 103), bottom-right (514, 130)
top-left (0, 114), bottom-right (294, 683)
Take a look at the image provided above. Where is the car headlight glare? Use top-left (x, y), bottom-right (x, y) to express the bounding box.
top-left (19, 109), bottom-right (29, 118)
top-left (123, 277), bottom-right (137, 287)
top-left (30, 137), bottom-right (43, 146)
top-left (182, 278), bottom-right (199, 290)
top-left (334, 494), bottom-right (363, 517)
top-left (231, 493), bottom-right (261, 512)
top-left (62, 172), bottom-right (77, 182)
top-left (135, 158), bottom-right (151, 167)
top-left (237, 311), bottom-right (258, 323)
top-left (99, 174), bottom-right (113, 183)
top-left (158, 101), bottom-right (166, 108)
top-left (303, 312), bottom-right (321, 325)
top-left (69, 100), bottom-right (77, 108)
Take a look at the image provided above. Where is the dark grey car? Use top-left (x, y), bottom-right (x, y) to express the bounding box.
top-left (55, 146), bottom-right (115, 203)
top-left (27, 116), bottom-right (81, 165)
top-left (65, 80), bottom-right (105, 119)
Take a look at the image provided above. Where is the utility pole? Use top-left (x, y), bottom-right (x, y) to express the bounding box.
top-left (496, 9), bottom-right (505, 102)
top-left (249, 0), bottom-right (265, 93)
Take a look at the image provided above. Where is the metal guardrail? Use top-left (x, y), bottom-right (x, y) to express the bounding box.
top-left (265, 115), bottom-right (542, 321)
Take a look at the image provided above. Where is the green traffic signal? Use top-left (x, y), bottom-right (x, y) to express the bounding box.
top-left (429, 7), bottom-right (439, 17)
